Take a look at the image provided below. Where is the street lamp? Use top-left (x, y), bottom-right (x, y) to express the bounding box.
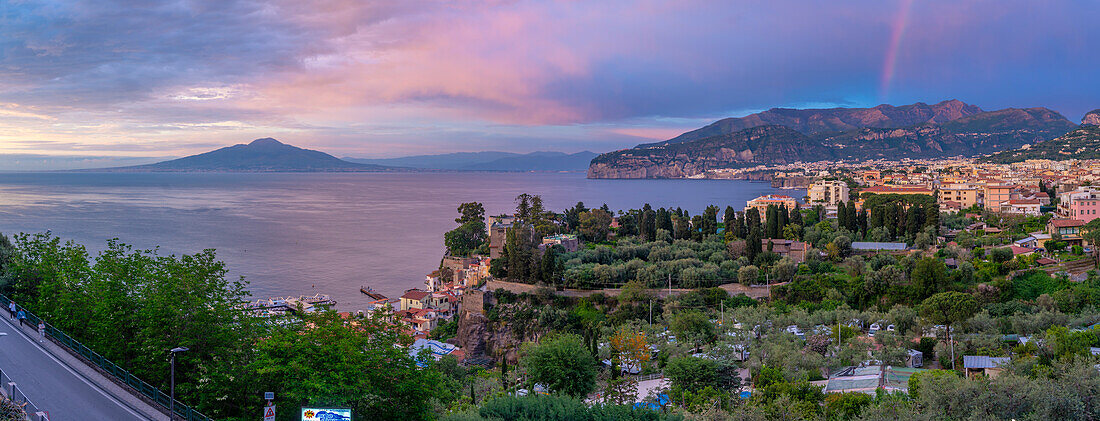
top-left (169, 347), bottom-right (189, 420)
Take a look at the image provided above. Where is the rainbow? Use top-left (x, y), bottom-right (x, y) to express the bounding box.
top-left (880, 0), bottom-right (916, 99)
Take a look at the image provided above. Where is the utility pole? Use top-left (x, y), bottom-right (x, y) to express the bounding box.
top-left (667, 274), bottom-right (672, 296)
top-left (168, 347), bottom-right (189, 421)
top-left (649, 299), bottom-right (653, 328)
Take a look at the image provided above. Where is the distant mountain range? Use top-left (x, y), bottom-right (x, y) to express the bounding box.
top-left (589, 100), bottom-right (1082, 178)
top-left (983, 111), bottom-right (1100, 163)
top-left (345, 151), bottom-right (598, 171)
top-left (89, 138), bottom-right (594, 172)
top-left (99, 138), bottom-right (397, 172)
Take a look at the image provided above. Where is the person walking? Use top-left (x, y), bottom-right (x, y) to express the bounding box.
top-left (38, 322), bottom-right (46, 342)
top-left (16, 309), bottom-right (26, 328)
top-left (7, 301), bottom-right (14, 319)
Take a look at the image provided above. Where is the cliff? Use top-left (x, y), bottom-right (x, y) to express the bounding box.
top-left (1083, 109), bottom-right (1100, 126)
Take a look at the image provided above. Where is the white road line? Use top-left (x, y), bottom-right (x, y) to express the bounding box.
top-left (0, 316), bottom-right (151, 420)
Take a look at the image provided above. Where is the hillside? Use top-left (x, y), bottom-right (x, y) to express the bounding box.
top-left (102, 138), bottom-right (397, 172)
top-left (588, 125), bottom-right (827, 178)
top-left (346, 150), bottom-right (597, 171)
top-left (640, 99), bottom-right (984, 147)
top-left (589, 101), bottom-right (1078, 178)
top-left (982, 125), bottom-right (1100, 163)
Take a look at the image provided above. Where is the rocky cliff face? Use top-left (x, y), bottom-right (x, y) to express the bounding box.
top-left (1084, 109), bottom-right (1100, 126)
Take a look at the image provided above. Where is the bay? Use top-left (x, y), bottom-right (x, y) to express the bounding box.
top-left (0, 172), bottom-right (802, 310)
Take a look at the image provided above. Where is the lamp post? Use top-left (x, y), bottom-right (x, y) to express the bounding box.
top-left (169, 347), bottom-right (189, 420)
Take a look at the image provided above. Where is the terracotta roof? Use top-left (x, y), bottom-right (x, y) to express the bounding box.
top-left (1050, 219), bottom-right (1085, 228)
top-left (861, 185), bottom-right (933, 194)
top-left (1006, 199), bottom-right (1040, 205)
top-left (1010, 246), bottom-right (1035, 255)
top-left (401, 289), bottom-right (431, 300)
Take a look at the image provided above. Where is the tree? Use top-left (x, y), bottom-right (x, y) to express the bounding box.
top-left (911, 257), bottom-right (948, 300)
top-left (640, 204), bottom-right (657, 242)
top-left (456, 202), bottom-right (486, 225)
top-left (723, 206), bottom-right (736, 235)
top-left (445, 222), bottom-right (487, 256)
top-left (520, 334), bottom-right (598, 398)
top-left (579, 209), bottom-right (612, 243)
top-left (738, 265), bottom-right (759, 286)
top-left (669, 311), bottom-right (716, 351)
top-left (609, 327), bottom-right (650, 373)
top-left (250, 311), bottom-right (438, 420)
top-left (766, 205), bottom-right (779, 239)
top-left (919, 292), bottom-right (978, 370)
top-left (664, 356), bottom-right (720, 395)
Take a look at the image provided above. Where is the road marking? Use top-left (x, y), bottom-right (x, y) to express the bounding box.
top-left (0, 316), bottom-right (152, 420)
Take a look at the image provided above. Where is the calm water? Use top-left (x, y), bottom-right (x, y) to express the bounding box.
top-left (0, 172), bottom-right (801, 310)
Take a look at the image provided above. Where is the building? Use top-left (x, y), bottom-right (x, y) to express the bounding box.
top-left (1058, 188), bottom-right (1100, 223)
top-left (762, 239), bottom-right (808, 262)
top-left (859, 185), bottom-right (935, 197)
top-left (851, 242), bottom-right (909, 255)
top-left (983, 184), bottom-right (1013, 211)
top-left (939, 186), bottom-right (979, 209)
top-left (1048, 218), bottom-right (1085, 237)
top-left (540, 234), bottom-right (580, 253)
top-left (808, 180), bottom-right (850, 206)
top-left (399, 288), bottom-right (453, 315)
top-left (963, 356), bottom-right (1010, 379)
top-left (999, 199), bottom-right (1041, 216)
top-left (745, 195), bottom-right (799, 219)
top-left (488, 215), bottom-right (517, 259)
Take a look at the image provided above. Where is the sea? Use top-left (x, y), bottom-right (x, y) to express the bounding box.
top-left (0, 172), bottom-right (803, 310)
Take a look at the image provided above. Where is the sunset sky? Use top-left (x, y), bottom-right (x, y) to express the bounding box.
top-left (1, 0), bottom-right (1098, 167)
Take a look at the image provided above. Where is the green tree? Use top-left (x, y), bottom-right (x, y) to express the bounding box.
top-left (911, 257), bottom-right (948, 300)
top-left (249, 311), bottom-right (438, 420)
top-left (579, 209), bottom-right (613, 243)
top-left (669, 311), bottom-right (716, 350)
top-left (456, 202), bottom-right (486, 225)
top-left (919, 292), bottom-right (978, 370)
top-left (520, 334), bottom-right (598, 398)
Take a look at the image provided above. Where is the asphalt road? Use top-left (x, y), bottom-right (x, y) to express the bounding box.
top-left (0, 314), bottom-right (153, 420)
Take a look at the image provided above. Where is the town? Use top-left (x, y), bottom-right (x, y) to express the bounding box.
top-left (315, 156), bottom-right (1100, 419)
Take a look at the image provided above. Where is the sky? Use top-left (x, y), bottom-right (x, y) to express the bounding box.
top-left (0, 0), bottom-right (1098, 168)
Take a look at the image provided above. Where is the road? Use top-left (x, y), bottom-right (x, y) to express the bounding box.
top-left (0, 314), bottom-right (161, 420)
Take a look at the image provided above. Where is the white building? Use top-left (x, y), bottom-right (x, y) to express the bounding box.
top-left (808, 180), bottom-right (850, 206)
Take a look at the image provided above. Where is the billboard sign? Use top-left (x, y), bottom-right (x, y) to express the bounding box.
top-left (301, 408), bottom-right (352, 421)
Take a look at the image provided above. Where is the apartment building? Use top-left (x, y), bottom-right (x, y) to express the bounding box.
top-left (808, 180), bottom-right (850, 206)
top-left (939, 186), bottom-right (979, 209)
top-left (745, 195), bottom-right (799, 219)
top-left (983, 184), bottom-right (1013, 211)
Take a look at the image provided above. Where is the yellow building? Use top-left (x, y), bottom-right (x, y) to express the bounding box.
top-left (939, 187), bottom-right (979, 209)
top-left (983, 184), bottom-right (1013, 211)
top-left (745, 195), bottom-right (799, 219)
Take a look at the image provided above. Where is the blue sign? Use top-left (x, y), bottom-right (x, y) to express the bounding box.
top-left (301, 408), bottom-right (352, 421)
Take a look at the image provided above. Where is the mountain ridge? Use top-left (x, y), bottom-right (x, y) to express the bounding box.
top-left (589, 101), bottom-right (1079, 178)
top-left (94, 138), bottom-right (398, 172)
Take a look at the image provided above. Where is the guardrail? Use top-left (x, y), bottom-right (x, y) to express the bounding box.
top-left (1, 295), bottom-right (213, 421)
top-left (0, 365), bottom-right (50, 421)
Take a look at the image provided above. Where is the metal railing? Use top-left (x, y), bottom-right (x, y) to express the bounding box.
top-left (1, 295), bottom-right (213, 421)
top-left (0, 365), bottom-right (49, 421)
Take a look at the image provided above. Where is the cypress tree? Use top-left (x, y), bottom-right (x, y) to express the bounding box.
top-left (837, 201), bottom-right (848, 231)
top-left (765, 205), bottom-right (779, 239)
top-left (724, 206), bottom-right (736, 235)
top-left (846, 201), bottom-right (858, 232)
top-left (777, 205), bottom-right (789, 232)
top-left (790, 206), bottom-right (803, 228)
